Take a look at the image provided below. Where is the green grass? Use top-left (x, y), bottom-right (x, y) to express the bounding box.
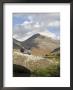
top-left (32, 53), bottom-right (60, 77)
top-left (32, 63), bottom-right (60, 77)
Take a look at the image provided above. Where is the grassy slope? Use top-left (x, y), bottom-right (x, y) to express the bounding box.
top-left (13, 49), bottom-right (60, 77)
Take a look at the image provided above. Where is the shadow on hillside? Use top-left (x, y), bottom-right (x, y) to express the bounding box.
top-left (13, 64), bottom-right (31, 77)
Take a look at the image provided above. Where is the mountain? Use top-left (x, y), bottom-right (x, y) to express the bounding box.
top-left (21, 33), bottom-right (59, 49)
top-left (13, 33), bottom-right (60, 56)
top-left (51, 47), bottom-right (60, 53)
top-left (13, 38), bottom-right (22, 49)
top-left (51, 47), bottom-right (60, 55)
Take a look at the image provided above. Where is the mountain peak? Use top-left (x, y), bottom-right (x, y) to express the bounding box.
top-left (32, 33), bottom-right (41, 37)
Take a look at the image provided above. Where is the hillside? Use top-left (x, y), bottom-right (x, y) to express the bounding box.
top-left (13, 38), bottom-right (22, 49)
top-left (51, 47), bottom-right (60, 56)
top-left (13, 34), bottom-right (60, 77)
top-left (13, 50), bottom-right (60, 77)
top-left (13, 33), bottom-right (60, 56)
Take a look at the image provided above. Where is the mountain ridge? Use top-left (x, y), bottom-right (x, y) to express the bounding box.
top-left (13, 33), bottom-right (60, 56)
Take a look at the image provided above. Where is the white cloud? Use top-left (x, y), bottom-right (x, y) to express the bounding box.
top-left (13, 13), bottom-right (60, 41)
top-left (49, 21), bottom-right (60, 27)
top-left (22, 20), bottom-right (32, 25)
top-left (34, 22), bottom-right (40, 28)
top-left (39, 30), bottom-right (57, 40)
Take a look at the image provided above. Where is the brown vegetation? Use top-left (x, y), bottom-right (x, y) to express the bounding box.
top-left (13, 49), bottom-right (60, 77)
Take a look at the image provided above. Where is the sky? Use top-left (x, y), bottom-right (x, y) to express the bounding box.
top-left (13, 13), bottom-right (60, 41)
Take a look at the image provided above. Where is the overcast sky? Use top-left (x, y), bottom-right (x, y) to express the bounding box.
top-left (13, 13), bottom-right (60, 41)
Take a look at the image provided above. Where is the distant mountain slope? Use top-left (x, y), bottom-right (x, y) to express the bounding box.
top-left (51, 47), bottom-right (60, 55)
top-left (22, 33), bottom-right (59, 49)
top-left (13, 33), bottom-right (60, 56)
top-left (13, 38), bottom-right (22, 49)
